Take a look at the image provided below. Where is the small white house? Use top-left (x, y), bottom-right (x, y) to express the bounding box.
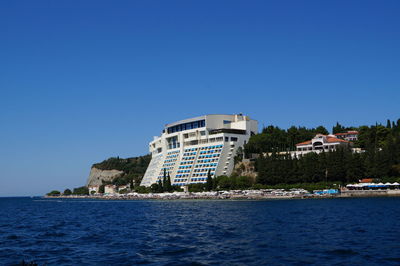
top-left (334, 131), bottom-right (359, 141)
top-left (88, 186), bottom-right (99, 194)
top-left (118, 185), bottom-right (130, 193)
top-left (104, 185), bottom-right (117, 194)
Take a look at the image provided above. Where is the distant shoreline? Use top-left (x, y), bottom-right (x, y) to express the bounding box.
top-left (44, 189), bottom-right (400, 201)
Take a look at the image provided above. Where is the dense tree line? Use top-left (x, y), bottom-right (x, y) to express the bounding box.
top-left (188, 170), bottom-right (254, 192)
top-left (254, 119), bottom-right (400, 185)
top-left (244, 125), bottom-right (329, 154)
top-left (332, 122), bottom-right (357, 134)
top-left (93, 155), bottom-right (151, 173)
top-left (47, 187), bottom-right (87, 196)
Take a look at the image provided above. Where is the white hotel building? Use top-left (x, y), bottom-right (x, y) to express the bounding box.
top-left (140, 114), bottom-right (258, 187)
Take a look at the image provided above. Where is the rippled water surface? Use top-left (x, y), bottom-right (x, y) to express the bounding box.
top-left (1, 197), bottom-right (400, 265)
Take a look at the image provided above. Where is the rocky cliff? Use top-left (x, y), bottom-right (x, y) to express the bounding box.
top-left (232, 160), bottom-right (257, 179)
top-left (86, 155), bottom-right (151, 187)
top-left (86, 167), bottom-right (124, 187)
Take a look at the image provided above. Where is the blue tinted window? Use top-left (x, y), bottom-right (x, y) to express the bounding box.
top-left (167, 119), bottom-right (205, 134)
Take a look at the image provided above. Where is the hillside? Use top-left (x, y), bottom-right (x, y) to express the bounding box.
top-left (245, 119), bottom-right (400, 185)
top-left (87, 155), bottom-right (151, 187)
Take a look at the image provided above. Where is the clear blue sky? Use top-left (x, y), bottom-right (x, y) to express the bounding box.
top-left (1, 0), bottom-right (399, 196)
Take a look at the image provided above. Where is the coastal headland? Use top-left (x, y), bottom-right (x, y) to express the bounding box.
top-left (47, 117), bottom-right (400, 198)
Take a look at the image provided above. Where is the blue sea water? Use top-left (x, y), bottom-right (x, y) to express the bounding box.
top-left (1, 197), bottom-right (400, 265)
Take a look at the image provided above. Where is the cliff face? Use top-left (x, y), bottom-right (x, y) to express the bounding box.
top-left (233, 160), bottom-right (257, 179)
top-left (86, 167), bottom-right (124, 187)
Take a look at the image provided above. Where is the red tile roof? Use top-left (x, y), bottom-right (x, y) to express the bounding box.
top-left (360, 178), bottom-right (373, 183)
top-left (326, 136), bottom-right (349, 143)
top-left (296, 136), bottom-right (349, 146)
top-left (334, 131), bottom-right (359, 136)
top-left (296, 140), bottom-right (312, 146)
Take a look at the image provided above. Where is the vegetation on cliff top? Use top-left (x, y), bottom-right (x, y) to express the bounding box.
top-left (93, 155), bottom-right (151, 173)
top-left (92, 155), bottom-right (151, 186)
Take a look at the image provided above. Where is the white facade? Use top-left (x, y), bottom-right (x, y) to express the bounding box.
top-left (104, 185), bottom-right (117, 194)
top-left (88, 186), bottom-right (99, 194)
top-left (140, 114), bottom-right (258, 187)
top-left (294, 134), bottom-right (351, 157)
top-left (334, 131), bottom-right (359, 141)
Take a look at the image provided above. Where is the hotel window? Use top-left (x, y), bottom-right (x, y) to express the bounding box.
top-left (231, 137), bottom-right (238, 142)
top-left (225, 137), bottom-right (229, 142)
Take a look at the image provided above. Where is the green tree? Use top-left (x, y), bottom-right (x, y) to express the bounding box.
top-left (188, 183), bottom-right (206, 192)
top-left (63, 189), bottom-right (72, 195)
top-left (165, 173), bottom-right (172, 192)
top-left (216, 175), bottom-right (232, 190)
top-left (157, 178), bottom-right (164, 193)
top-left (119, 188), bottom-right (129, 194)
top-left (47, 190), bottom-right (60, 196)
top-left (136, 186), bottom-right (151, 193)
top-left (315, 126), bottom-right (329, 135)
top-left (72, 186), bottom-right (89, 195)
top-left (162, 169), bottom-right (167, 191)
top-left (333, 122), bottom-right (345, 134)
top-left (150, 183), bottom-right (161, 193)
top-left (387, 119), bottom-right (392, 129)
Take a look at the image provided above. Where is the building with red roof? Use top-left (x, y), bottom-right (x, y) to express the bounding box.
top-left (334, 130), bottom-right (359, 141)
top-left (294, 134), bottom-right (352, 156)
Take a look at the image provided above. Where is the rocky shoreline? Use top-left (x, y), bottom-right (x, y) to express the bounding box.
top-left (44, 188), bottom-right (400, 200)
top-left (45, 189), bottom-right (335, 200)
